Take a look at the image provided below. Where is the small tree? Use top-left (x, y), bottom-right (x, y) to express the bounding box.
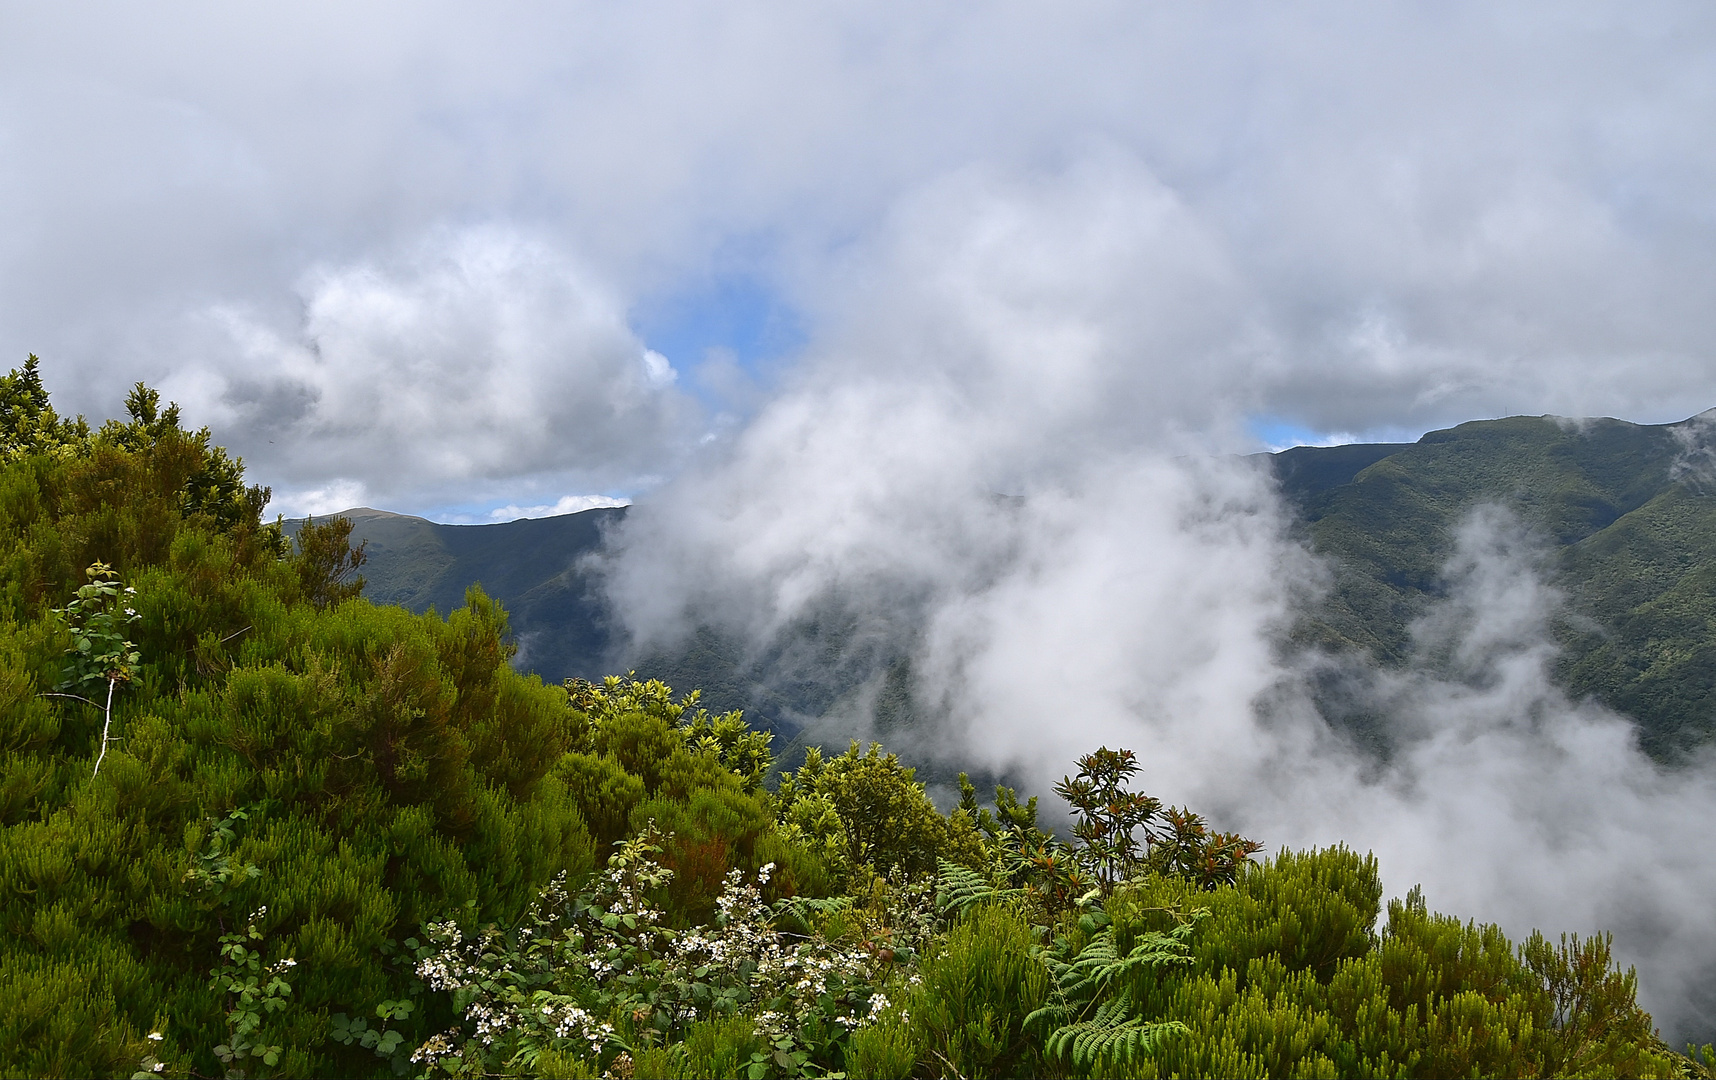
top-left (0, 353), bottom-right (90, 461)
top-left (47, 561), bottom-right (141, 777)
top-left (294, 515), bottom-right (367, 609)
top-left (777, 741), bottom-right (983, 881)
top-left (1054, 747), bottom-right (1162, 890)
top-left (1055, 747), bottom-right (1263, 893)
top-left (962, 775), bottom-right (1096, 914)
top-left (1146, 805), bottom-right (1264, 891)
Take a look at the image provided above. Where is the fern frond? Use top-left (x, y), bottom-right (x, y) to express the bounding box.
top-left (1058, 923), bottom-right (1195, 1001)
top-left (1047, 996), bottom-right (1188, 1070)
top-left (1058, 930), bottom-right (1122, 1000)
top-left (1111, 926), bottom-right (1196, 980)
top-left (772, 894), bottom-right (852, 933)
top-left (1022, 1001), bottom-right (1074, 1037)
top-left (935, 858), bottom-right (1022, 917)
top-left (777, 895), bottom-right (851, 917)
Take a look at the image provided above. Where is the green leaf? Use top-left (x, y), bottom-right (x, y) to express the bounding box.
top-left (1078, 909), bottom-right (1113, 936)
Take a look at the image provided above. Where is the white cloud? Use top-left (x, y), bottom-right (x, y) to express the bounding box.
top-left (268, 479), bottom-right (370, 519)
top-left (4, 4), bottom-right (1716, 467)
top-left (163, 227), bottom-right (695, 511)
top-left (485, 494), bottom-right (631, 522)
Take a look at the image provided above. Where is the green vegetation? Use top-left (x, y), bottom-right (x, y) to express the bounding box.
top-left (1276, 412), bottom-right (1716, 760)
top-left (282, 507), bottom-right (621, 690)
top-left (0, 361), bottom-right (1705, 1077)
top-left (298, 512), bottom-right (917, 746)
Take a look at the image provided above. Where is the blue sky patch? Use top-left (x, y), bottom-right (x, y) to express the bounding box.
top-left (631, 273), bottom-right (807, 398)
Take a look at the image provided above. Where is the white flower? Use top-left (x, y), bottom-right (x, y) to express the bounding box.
top-left (147, 1032), bottom-right (164, 1042)
top-left (410, 1033), bottom-right (457, 1066)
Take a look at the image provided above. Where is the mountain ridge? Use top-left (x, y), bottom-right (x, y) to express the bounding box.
top-left (305, 408), bottom-right (1716, 761)
top-left (285, 504), bottom-right (627, 684)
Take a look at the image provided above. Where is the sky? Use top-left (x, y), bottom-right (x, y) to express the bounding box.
top-left (9, 2), bottom-right (1716, 1038)
top-left (3, 3), bottom-right (1715, 519)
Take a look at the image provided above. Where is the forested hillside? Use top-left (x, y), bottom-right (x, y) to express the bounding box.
top-left (282, 508), bottom-right (622, 688)
top-left (1277, 412), bottom-right (1716, 760)
top-left (8, 359), bottom-right (1709, 1078)
top-left (280, 510), bottom-right (821, 741)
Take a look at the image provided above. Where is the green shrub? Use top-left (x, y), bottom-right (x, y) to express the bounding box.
top-left (871, 903), bottom-right (1053, 1079)
top-left (776, 742), bottom-right (985, 884)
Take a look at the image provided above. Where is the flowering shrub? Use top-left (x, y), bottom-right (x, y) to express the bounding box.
top-left (408, 826), bottom-right (901, 1077)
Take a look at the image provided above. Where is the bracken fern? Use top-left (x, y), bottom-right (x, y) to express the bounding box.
top-left (1025, 909), bottom-right (1203, 1073)
top-left (1043, 996), bottom-right (1188, 1071)
top-left (934, 858), bottom-right (1021, 918)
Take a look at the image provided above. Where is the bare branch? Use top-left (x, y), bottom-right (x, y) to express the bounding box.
top-left (91, 678), bottom-right (117, 779)
top-left (39, 691), bottom-right (100, 708)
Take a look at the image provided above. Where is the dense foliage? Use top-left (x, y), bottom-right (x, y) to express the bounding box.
top-left (0, 361), bottom-right (1707, 1079)
top-left (1276, 413), bottom-right (1716, 760)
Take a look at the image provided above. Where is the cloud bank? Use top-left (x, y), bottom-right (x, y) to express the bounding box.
top-left (606, 374), bottom-right (1716, 1042)
top-left (601, 158), bottom-right (1716, 1040)
top-left (163, 229), bottom-right (691, 516)
top-left (4, 4), bottom-right (1716, 513)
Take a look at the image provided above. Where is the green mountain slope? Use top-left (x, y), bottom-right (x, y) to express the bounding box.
top-left (284, 508), bottom-right (821, 738)
top-left (285, 506), bottom-right (624, 684)
top-left (1278, 412), bottom-right (1716, 759)
top-left (318, 411), bottom-right (1716, 762)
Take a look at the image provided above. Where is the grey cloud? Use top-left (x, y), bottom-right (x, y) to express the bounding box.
top-left (218, 377), bottom-right (322, 436)
top-left (5, 4), bottom-right (1716, 480)
top-left (163, 227), bottom-right (696, 514)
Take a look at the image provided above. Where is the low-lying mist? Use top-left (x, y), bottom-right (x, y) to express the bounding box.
top-left (594, 159), bottom-right (1716, 1041)
top-left (607, 431), bottom-right (1716, 1041)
